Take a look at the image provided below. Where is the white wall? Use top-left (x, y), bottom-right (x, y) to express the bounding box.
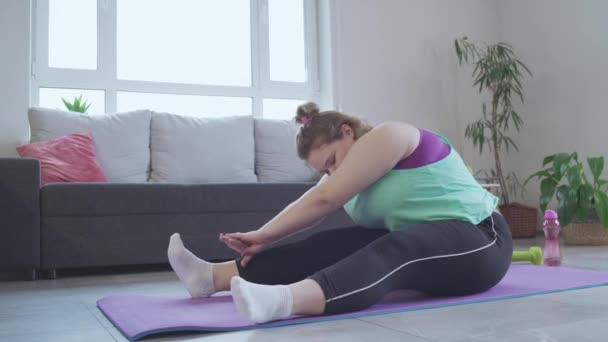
top-left (329, 0), bottom-right (499, 169)
top-left (328, 0), bottom-right (608, 210)
top-left (0, 0), bottom-right (31, 157)
top-left (497, 0), bottom-right (608, 207)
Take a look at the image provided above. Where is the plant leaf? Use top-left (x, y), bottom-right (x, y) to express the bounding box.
top-left (578, 184), bottom-right (594, 222)
top-left (570, 152), bottom-right (579, 162)
top-left (61, 97), bottom-right (72, 111)
top-left (455, 39), bottom-right (462, 64)
top-left (523, 169), bottom-right (553, 186)
top-left (566, 163), bottom-right (583, 188)
top-left (552, 153), bottom-right (572, 180)
top-left (540, 178), bottom-right (557, 212)
top-left (588, 157), bottom-right (604, 185)
top-left (593, 191), bottom-right (608, 228)
top-left (543, 154), bottom-right (556, 166)
top-left (504, 135), bottom-right (519, 152)
top-left (598, 179), bottom-right (608, 190)
top-left (516, 60), bottom-right (533, 76)
top-left (556, 185), bottom-right (576, 227)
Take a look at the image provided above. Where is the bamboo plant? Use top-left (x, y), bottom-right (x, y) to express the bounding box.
top-left (454, 37), bottom-right (532, 204)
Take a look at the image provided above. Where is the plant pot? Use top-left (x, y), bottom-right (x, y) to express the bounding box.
top-left (498, 202), bottom-right (538, 238)
top-left (563, 222), bottom-right (608, 245)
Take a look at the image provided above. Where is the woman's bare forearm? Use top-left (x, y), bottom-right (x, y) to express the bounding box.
top-left (258, 188), bottom-right (337, 242)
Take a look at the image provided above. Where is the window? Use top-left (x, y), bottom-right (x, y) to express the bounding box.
top-left (32, 0), bottom-right (324, 119)
top-left (117, 92), bottom-right (252, 117)
top-left (263, 98), bottom-right (307, 119)
top-left (116, 0), bottom-right (251, 86)
top-left (268, 0), bottom-right (306, 82)
top-left (48, 0), bottom-right (97, 69)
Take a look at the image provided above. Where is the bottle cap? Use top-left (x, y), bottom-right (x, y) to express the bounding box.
top-left (545, 209), bottom-right (558, 220)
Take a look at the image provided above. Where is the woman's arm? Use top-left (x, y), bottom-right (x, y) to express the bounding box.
top-left (257, 179), bottom-right (332, 242)
top-left (257, 122), bottom-right (420, 242)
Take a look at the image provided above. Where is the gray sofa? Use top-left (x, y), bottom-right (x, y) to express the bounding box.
top-left (0, 158), bottom-right (353, 281)
top-left (0, 108), bottom-right (354, 280)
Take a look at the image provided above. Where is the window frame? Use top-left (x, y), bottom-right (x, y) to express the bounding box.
top-left (30, 0), bottom-right (324, 117)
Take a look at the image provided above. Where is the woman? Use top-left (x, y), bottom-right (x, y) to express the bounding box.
top-left (168, 102), bottom-right (513, 323)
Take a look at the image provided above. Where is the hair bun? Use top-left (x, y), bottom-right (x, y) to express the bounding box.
top-left (295, 102), bottom-right (319, 124)
top-left (297, 102), bottom-right (319, 117)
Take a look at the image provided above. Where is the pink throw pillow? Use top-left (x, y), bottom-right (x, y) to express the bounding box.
top-left (16, 132), bottom-right (108, 185)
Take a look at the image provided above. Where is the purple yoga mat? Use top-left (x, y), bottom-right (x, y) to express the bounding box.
top-left (97, 265), bottom-right (608, 341)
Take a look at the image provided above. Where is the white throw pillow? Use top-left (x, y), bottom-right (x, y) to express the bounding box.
top-left (254, 118), bottom-right (321, 182)
top-left (150, 112), bottom-right (257, 183)
top-left (28, 107), bottom-right (151, 183)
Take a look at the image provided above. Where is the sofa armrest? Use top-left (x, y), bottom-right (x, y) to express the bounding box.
top-left (0, 158), bottom-right (40, 273)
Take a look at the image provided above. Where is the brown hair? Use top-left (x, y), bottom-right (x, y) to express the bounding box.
top-left (295, 102), bottom-right (373, 160)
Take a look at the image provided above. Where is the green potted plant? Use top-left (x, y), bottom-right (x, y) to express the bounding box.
top-left (454, 37), bottom-right (536, 237)
top-left (62, 95), bottom-right (91, 113)
top-left (526, 153), bottom-right (608, 245)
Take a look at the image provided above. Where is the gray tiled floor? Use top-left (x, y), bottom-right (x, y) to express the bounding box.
top-left (1, 237), bottom-right (607, 342)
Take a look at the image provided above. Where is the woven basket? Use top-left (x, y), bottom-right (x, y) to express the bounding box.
top-left (563, 223), bottom-right (608, 245)
top-left (498, 202), bottom-right (538, 238)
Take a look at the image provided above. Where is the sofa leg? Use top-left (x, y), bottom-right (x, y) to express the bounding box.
top-left (46, 269), bottom-right (57, 280)
top-left (23, 268), bottom-right (37, 281)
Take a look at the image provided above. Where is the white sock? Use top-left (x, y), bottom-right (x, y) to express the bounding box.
top-left (230, 277), bottom-right (294, 323)
top-left (167, 233), bottom-right (214, 298)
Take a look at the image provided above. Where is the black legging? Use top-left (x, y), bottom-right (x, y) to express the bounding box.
top-left (237, 212), bottom-right (512, 315)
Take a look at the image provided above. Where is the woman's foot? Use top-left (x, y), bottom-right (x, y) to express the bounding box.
top-left (230, 276), bottom-right (293, 323)
top-left (167, 233), bottom-right (215, 298)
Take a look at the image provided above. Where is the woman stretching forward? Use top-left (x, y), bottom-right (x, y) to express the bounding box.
top-left (168, 102), bottom-right (512, 323)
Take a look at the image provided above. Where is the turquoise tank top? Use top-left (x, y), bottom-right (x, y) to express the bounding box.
top-left (343, 135), bottom-right (498, 231)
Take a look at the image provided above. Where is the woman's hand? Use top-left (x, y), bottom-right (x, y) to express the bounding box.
top-left (219, 230), bottom-right (271, 268)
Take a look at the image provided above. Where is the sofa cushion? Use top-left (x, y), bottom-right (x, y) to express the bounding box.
top-left (41, 183), bottom-right (318, 216)
top-left (16, 132), bottom-right (107, 185)
top-left (150, 112), bottom-right (256, 183)
top-left (254, 118), bottom-right (320, 182)
top-left (28, 107), bottom-right (151, 183)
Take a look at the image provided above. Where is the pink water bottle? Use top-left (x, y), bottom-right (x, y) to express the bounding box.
top-left (543, 209), bottom-right (562, 266)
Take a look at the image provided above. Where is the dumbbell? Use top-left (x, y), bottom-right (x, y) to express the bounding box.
top-left (512, 246), bottom-right (543, 265)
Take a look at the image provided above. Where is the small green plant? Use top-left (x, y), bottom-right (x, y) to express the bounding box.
top-left (454, 36), bottom-right (532, 204)
top-left (62, 95), bottom-right (91, 113)
top-left (525, 153), bottom-right (608, 228)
